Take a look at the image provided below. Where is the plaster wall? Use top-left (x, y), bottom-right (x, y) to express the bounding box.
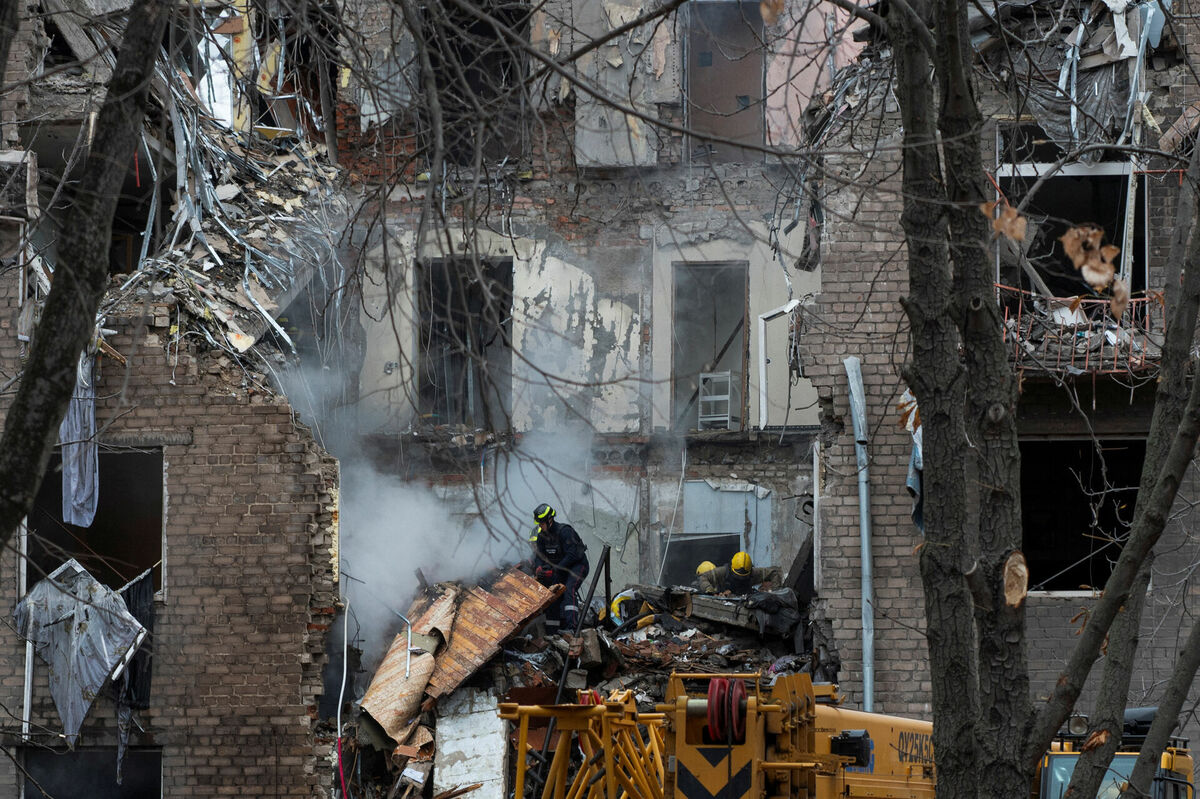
top-left (649, 222), bottom-right (820, 431)
top-left (357, 224), bottom-right (643, 434)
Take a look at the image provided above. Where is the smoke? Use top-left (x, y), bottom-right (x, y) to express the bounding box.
top-left (279, 353), bottom-right (606, 675)
top-left (337, 463), bottom-right (526, 668)
top-left (484, 420), bottom-right (597, 539)
top-left (275, 248), bottom-right (633, 680)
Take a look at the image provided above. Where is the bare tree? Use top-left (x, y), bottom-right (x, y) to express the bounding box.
top-left (886, 0), bottom-right (1200, 794)
top-left (0, 0), bottom-right (169, 571)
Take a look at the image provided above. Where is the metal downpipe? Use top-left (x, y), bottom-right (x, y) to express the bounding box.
top-left (843, 356), bottom-right (875, 712)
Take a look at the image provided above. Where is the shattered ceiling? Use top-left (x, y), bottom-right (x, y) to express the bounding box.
top-left (22, 0), bottom-right (351, 377)
top-left (976, 0), bottom-right (1173, 160)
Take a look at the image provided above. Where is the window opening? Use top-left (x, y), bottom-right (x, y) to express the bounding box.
top-left (686, 1), bottom-right (765, 162)
top-left (21, 747), bottom-right (162, 799)
top-left (672, 263), bottom-right (747, 430)
top-left (417, 258), bottom-right (513, 429)
top-left (425, 1), bottom-right (529, 166)
top-left (245, 4), bottom-right (340, 138)
top-left (28, 450), bottom-right (164, 592)
top-left (1021, 438), bottom-right (1144, 592)
top-left (41, 18), bottom-right (81, 73)
top-left (999, 122), bottom-right (1064, 164)
top-left (662, 534), bottom-right (741, 586)
top-left (998, 171), bottom-right (1147, 298)
top-left (664, 480), bottom-right (773, 585)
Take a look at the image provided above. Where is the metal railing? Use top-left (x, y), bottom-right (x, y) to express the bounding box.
top-left (996, 284), bottom-right (1165, 375)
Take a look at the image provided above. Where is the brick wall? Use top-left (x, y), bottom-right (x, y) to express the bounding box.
top-left (0, 276), bottom-right (338, 796)
top-left (797, 89), bottom-right (929, 714)
top-left (0, 2), bottom-right (36, 149)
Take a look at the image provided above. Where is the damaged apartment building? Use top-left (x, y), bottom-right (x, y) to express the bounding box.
top-left (796, 0), bottom-right (1200, 738)
top-left (3, 0), bottom-right (1198, 792)
top-left (329, 0), bottom-right (1200, 761)
top-left (331, 0), bottom-right (854, 603)
top-left (0, 0), bottom-right (345, 796)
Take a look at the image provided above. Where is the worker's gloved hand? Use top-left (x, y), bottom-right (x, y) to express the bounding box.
top-left (535, 566), bottom-right (556, 582)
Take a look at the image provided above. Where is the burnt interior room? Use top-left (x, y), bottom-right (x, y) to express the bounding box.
top-left (417, 257), bottom-right (514, 428)
top-left (426, 0), bottom-right (530, 165)
top-left (21, 747), bottom-right (162, 799)
top-left (998, 173), bottom-right (1147, 297)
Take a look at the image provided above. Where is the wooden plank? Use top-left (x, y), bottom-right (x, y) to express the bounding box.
top-left (41, 0), bottom-right (112, 81)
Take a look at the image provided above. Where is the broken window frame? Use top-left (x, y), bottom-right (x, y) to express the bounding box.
top-left (1019, 436), bottom-right (1145, 596)
top-left (419, 0), bottom-right (532, 169)
top-left (670, 261), bottom-right (749, 432)
top-left (682, 0), bottom-right (767, 163)
top-left (24, 448), bottom-right (167, 597)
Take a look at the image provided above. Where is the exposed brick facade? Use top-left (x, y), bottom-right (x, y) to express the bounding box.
top-left (800, 30), bottom-right (1200, 741)
top-left (0, 278), bottom-right (339, 795)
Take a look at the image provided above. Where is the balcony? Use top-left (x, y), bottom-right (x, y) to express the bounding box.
top-left (998, 284), bottom-right (1164, 375)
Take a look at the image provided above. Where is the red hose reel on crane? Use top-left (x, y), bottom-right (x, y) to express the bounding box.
top-left (706, 677), bottom-right (747, 743)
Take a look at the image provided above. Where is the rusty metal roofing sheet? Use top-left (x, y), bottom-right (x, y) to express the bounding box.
top-left (426, 569), bottom-right (559, 699)
top-left (361, 638), bottom-right (436, 744)
top-left (408, 584), bottom-right (460, 645)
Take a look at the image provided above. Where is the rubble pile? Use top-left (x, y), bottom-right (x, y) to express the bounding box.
top-left (95, 78), bottom-right (349, 365)
top-left (999, 288), bottom-right (1164, 375)
top-left (334, 566), bottom-right (829, 799)
top-left (23, 12), bottom-right (350, 384)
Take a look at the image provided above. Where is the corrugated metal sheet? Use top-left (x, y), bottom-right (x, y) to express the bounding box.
top-left (361, 641), bottom-right (436, 744)
top-left (426, 570), bottom-right (559, 699)
top-left (408, 584), bottom-right (460, 643)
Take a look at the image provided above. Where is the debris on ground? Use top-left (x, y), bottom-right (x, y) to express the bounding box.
top-left (330, 566), bottom-right (831, 798)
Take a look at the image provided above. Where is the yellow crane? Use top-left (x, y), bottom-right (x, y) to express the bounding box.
top-left (499, 672), bottom-right (1193, 799)
top-left (500, 672), bottom-right (933, 799)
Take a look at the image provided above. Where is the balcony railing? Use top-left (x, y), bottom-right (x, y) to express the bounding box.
top-left (997, 284), bottom-right (1164, 375)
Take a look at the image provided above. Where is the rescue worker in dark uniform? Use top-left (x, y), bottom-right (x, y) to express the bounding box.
top-left (530, 503), bottom-right (589, 633)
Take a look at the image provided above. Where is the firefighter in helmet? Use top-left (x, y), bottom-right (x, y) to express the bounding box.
top-left (697, 551), bottom-right (782, 594)
top-left (530, 503), bottom-right (590, 633)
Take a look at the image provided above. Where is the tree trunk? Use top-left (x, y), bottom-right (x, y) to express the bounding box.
top-left (0, 0), bottom-right (171, 550)
top-left (890, 5), bottom-right (981, 797)
top-left (931, 0), bottom-right (1032, 791)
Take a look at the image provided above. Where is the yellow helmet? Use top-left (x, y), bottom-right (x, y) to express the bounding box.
top-left (696, 560), bottom-right (717, 576)
top-left (731, 551), bottom-right (753, 576)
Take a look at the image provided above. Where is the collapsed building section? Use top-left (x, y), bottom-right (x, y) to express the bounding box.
top-left (0, 0), bottom-right (347, 795)
top-left (337, 554), bottom-right (832, 798)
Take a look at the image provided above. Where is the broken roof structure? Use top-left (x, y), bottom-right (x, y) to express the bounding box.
top-left (360, 567), bottom-right (560, 750)
top-left (18, 0), bottom-right (349, 370)
top-left (344, 557), bottom-right (826, 798)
